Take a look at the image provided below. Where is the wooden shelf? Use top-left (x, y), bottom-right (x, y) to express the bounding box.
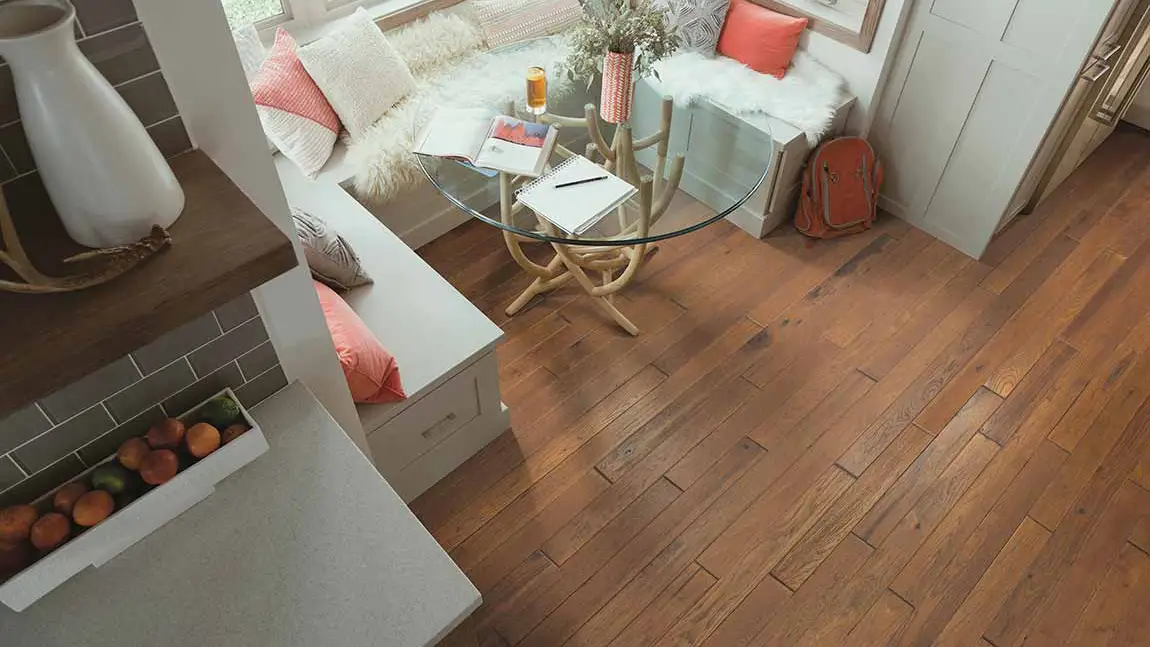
top-left (0, 150), bottom-right (297, 415)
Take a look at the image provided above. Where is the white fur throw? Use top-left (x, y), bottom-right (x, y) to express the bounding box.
top-left (653, 50), bottom-right (846, 144)
top-left (348, 36), bottom-right (571, 204)
top-left (386, 11), bottom-right (485, 78)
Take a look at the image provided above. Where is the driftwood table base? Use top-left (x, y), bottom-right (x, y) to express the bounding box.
top-left (499, 97), bottom-right (684, 335)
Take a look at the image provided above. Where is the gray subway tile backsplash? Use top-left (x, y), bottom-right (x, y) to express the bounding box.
top-left (238, 342), bottom-right (279, 381)
top-left (189, 318), bottom-right (269, 377)
top-left (0, 404), bottom-right (51, 456)
top-left (214, 293), bottom-right (260, 332)
top-left (77, 22), bottom-right (160, 86)
top-left (148, 117), bottom-right (194, 159)
top-left (162, 362), bottom-right (246, 418)
top-left (38, 356), bottom-right (140, 423)
top-left (132, 313), bottom-right (222, 375)
top-left (236, 365), bottom-right (288, 409)
top-left (72, 0), bottom-right (138, 36)
top-left (13, 405), bottom-right (114, 474)
top-left (0, 299), bottom-right (281, 504)
top-left (0, 456), bottom-right (23, 493)
top-left (117, 71), bottom-right (178, 128)
top-left (104, 359), bottom-right (196, 423)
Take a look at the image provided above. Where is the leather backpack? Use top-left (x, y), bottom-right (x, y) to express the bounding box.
top-left (795, 136), bottom-right (883, 239)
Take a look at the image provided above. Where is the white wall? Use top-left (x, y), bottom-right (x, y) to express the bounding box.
top-left (799, 0), bottom-right (915, 134)
top-left (131, 0), bottom-right (372, 459)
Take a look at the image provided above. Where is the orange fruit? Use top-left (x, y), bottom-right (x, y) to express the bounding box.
top-left (139, 449), bottom-right (179, 485)
top-left (146, 418), bottom-right (186, 450)
top-left (221, 424), bottom-right (248, 446)
top-left (186, 423), bottom-right (221, 458)
top-left (0, 540), bottom-right (31, 576)
top-left (0, 505), bottom-right (39, 543)
top-left (117, 437), bottom-right (151, 471)
top-left (30, 513), bottom-right (70, 552)
top-left (72, 491), bottom-right (114, 528)
top-left (52, 482), bottom-right (89, 516)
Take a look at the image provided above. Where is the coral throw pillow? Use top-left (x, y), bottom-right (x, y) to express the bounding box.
top-left (314, 280), bottom-right (406, 404)
top-left (717, 0), bottom-right (807, 79)
top-left (251, 28), bottom-right (340, 177)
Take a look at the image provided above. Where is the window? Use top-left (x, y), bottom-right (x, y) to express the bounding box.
top-left (756, 0), bottom-right (887, 52)
top-left (221, 0), bottom-right (289, 28)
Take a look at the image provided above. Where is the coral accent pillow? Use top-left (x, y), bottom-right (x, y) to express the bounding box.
top-left (251, 29), bottom-right (341, 176)
top-left (314, 280), bottom-right (406, 404)
top-left (717, 0), bottom-right (807, 79)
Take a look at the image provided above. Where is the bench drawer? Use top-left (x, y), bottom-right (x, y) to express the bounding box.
top-left (368, 363), bottom-right (482, 475)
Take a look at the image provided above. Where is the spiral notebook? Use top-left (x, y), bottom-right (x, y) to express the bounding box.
top-left (516, 156), bottom-right (637, 235)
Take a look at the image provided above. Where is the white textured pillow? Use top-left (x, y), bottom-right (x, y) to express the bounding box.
top-left (472, 0), bottom-right (583, 48)
top-left (298, 9), bottom-right (416, 140)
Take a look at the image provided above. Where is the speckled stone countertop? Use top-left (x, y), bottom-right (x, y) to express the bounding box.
top-left (0, 381), bottom-right (480, 647)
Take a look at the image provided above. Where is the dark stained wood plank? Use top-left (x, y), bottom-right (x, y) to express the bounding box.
top-left (845, 590), bottom-right (913, 646)
top-left (984, 398), bottom-right (1150, 647)
top-left (929, 517), bottom-right (1051, 647)
top-left (561, 440), bottom-right (766, 646)
top-left (772, 423), bottom-right (931, 590)
top-left (0, 150), bottom-right (297, 415)
top-left (1063, 542), bottom-right (1150, 647)
top-left (606, 565), bottom-right (717, 647)
top-left (412, 132), bottom-right (1150, 647)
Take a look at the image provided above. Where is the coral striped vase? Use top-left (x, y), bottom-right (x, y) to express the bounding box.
top-left (600, 50), bottom-right (635, 124)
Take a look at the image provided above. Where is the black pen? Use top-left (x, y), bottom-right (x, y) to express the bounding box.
top-left (555, 175), bottom-right (609, 188)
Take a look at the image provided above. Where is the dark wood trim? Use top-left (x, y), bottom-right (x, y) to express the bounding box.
top-left (0, 150), bottom-right (297, 416)
top-left (752, 0), bottom-right (886, 53)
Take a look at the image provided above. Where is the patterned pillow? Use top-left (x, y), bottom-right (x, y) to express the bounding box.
top-left (251, 29), bottom-right (341, 177)
top-left (473, 0), bottom-right (583, 48)
top-left (655, 0), bottom-right (731, 54)
top-left (292, 207), bottom-right (373, 291)
top-left (298, 9), bottom-right (416, 140)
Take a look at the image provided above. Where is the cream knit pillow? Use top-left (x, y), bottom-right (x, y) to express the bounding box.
top-left (298, 9), bottom-right (416, 140)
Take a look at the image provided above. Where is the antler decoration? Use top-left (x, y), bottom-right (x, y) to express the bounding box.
top-left (0, 191), bottom-right (171, 294)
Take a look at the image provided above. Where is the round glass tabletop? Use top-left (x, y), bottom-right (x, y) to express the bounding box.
top-left (414, 38), bottom-right (774, 247)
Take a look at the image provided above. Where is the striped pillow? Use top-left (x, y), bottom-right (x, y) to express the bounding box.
top-left (292, 207), bottom-right (373, 291)
top-left (251, 29), bottom-right (341, 177)
top-left (473, 0), bottom-right (583, 48)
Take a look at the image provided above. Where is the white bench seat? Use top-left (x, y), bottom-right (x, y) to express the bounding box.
top-left (276, 154), bottom-right (509, 501)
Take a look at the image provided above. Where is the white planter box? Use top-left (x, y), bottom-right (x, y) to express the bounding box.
top-left (0, 388), bottom-right (268, 612)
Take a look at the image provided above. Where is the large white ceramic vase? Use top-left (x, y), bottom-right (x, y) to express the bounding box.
top-left (0, 0), bottom-right (184, 248)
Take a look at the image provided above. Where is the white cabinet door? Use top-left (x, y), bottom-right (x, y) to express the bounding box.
top-left (871, 0), bottom-right (1117, 258)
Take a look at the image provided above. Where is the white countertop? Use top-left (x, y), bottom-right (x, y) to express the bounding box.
top-left (0, 382), bottom-right (480, 646)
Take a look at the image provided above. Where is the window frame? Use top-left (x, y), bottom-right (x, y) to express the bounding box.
top-left (751, 0), bottom-right (887, 52)
top-left (241, 0), bottom-right (455, 41)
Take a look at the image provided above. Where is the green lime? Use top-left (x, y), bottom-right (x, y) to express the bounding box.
top-left (91, 464), bottom-right (129, 495)
top-left (198, 396), bottom-right (242, 429)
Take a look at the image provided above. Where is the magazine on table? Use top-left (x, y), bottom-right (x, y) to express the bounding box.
top-left (412, 108), bottom-right (559, 177)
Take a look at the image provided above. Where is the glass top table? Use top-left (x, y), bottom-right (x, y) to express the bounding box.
top-left (415, 38), bottom-right (775, 334)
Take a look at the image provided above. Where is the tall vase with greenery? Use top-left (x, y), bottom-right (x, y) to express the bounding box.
top-left (563, 0), bottom-right (679, 123)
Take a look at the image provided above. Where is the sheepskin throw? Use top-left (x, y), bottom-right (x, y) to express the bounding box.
top-left (653, 50), bottom-right (846, 143)
top-left (299, 9), bottom-right (416, 140)
top-left (654, 0), bottom-right (730, 54)
top-left (473, 0), bottom-right (583, 48)
top-left (347, 36), bottom-right (572, 204)
top-left (388, 11), bottom-right (486, 77)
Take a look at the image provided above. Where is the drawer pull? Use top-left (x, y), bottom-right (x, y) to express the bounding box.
top-left (421, 412), bottom-right (458, 441)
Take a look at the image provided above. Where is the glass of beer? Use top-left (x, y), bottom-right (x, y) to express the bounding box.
top-left (526, 66), bottom-right (547, 115)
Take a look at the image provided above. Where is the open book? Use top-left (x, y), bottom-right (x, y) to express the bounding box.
top-left (413, 108), bottom-right (559, 177)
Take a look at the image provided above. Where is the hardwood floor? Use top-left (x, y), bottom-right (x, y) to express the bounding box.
top-left (421, 125), bottom-right (1150, 647)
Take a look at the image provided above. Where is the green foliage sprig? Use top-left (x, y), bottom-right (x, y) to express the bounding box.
top-left (562, 0), bottom-right (680, 88)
